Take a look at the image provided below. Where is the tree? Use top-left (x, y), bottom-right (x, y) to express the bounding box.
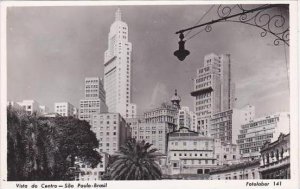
top-left (103, 138), bottom-right (162, 180)
top-left (7, 106), bottom-right (101, 181)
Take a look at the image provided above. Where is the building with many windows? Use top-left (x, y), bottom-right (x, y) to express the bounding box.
top-left (79, 77), bottom-right (108, 124)
top-left (191, 53), bottom-right (235, 136)
top-left (214, 140), bottom-right (241, 166)
top-left (177, 106), bottom-right (198, 131)
top-left (209, 159), bottom-right (260, 180)
top-left (237, 112), bottom-right (290, 160)
top-left (259, 133), bottom-right (290, 179)
top-left (54, 102), bottom-right (76, 117)
top-left (210, 105), bottom-right (255, 144)
top-left (128, 120), bottom-right (169, 154)
top-left (166, 127), bottom-right (217, 175)
top-left (103, 9), bottom-right (136, 119)
top-left (91, 113), bottom-right (130, 155)
top-left (144, 102), bottom-right (177, 132)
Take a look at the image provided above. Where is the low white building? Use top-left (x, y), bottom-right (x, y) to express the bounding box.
top-left (214, 140), bottom-right (241, 166)
top-left (54, 102), bottom-right (76, 117)
top-left (167, 127), bottom-right (217, 175)
top-left (210, 159), bottom-right (260, 180)
top-left (15, 100), bottom-right (48, 115)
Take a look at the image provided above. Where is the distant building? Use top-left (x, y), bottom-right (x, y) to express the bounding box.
top-left (214, 140), bottom-right (241, 166)
top-left (259, 133), bottom-right (290, 179)
top-left (103, 9), bottom-right (136, 119)
top-left (79, 77), bottom-right (108, 124)
top-left (54, 102), bottom-right (76, 117)
top-left (42, 113), bottom-right (62, 118)
top-left (16, 100), bottom-right (47, 115)
top-left (167, 127), bottom-right (217, 175)
top-left (210, 159), bottom-right (260, 180)
top-left (237, 112), bottom-right (290, 160)
top-left (191, 53), bottom-right (235, 136)
top-left (210, 105), bottom-right (255, 144)
top-left (39, 105), bottom-right (49, 115)
top-left (144, 102), bottom-right (177, 132)
top-left (177, 106), bottom-right (198, 131)
top-left (128, 120), bottom-right (169, 154)
top-left (76, 153), bottom-right (109, 181)
top-left (91, 113), bottom-right (130, 155)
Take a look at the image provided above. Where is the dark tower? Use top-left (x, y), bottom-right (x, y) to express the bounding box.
top-left (171, 89), bottom-right (181, 110)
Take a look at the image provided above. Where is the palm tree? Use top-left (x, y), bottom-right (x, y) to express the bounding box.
top-left (105, 138), bottom-right (162, 180)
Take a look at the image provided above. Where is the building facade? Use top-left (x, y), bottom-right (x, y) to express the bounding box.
top-left (167, 127), bottom-right (217, 175)
top-left (76, 153), bottom-right (109, 181)
top-left (191, 53), bottom-right (235, 136)
top-left (210, 105), bottom-right (255, 144)
top-left (103, 9), bottom-right (136, 119)
top-left (91, 113), bottom-right (130, 155)
top-left (54, 102), bottom-right (76, 117)
top-left (210, 160), bottom-right (260, 180)
top-left (144, 102), bottom-right (177, 132)
top-left (128, 120), bottom-right (169, 154)
top-left (259, 133), bottom-right (290, 179)
top-left (79, 77), bottom-right (108, 124)
top-left (214, 140), bottom-right (241, 166)
top-left (177, 106), bottom-right (198, 131)
top-left (237, 112), bottom-right (290, 160)
top-left (16, 100), bottom-right (48, 115)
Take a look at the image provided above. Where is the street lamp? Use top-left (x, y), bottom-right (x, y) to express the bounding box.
top-left (173, 4), bottom-right (289, 61)
top-left (173, 33), bottom-right (190, 61)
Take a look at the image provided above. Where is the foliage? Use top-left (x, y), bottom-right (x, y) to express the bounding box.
top-left (7, 106), bottom-right (101, 181)
top-left (103, 138), bottom-right (162, 180)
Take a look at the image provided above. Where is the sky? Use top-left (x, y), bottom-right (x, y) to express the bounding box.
top-left (7, 4), bottom-right (290, 117)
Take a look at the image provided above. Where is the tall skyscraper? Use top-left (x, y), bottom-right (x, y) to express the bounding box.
top-left (191, 53), bottom-right (235, 135)
top-left (79, 77), bottom-right (108, 124)
top-left (104, 9), bottom-right (136, 119)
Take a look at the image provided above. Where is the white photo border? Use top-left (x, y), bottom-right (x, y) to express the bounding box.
top-left (0, 1), bottom-right (298, 189)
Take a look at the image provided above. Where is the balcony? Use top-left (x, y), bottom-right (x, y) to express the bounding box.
top-left (191, 86), bottom-right (213, 97)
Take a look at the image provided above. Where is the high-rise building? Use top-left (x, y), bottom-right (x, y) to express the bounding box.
top-left (91, 113), bottom-right (130, 155)
top-left (144, 102), bottom-right (177, 132)
top-left (103, 9), bottom-right (136, 119)
top-left (210, 105), bottom-right (255, 144)
top-left (177, 106), bottom-right (198, 131)
top-left (54, 102), bottom-right (76, 117)
top-left (237, 112), bottom-right (290, 160)
top-left (191, 53), bottom-right (235, 136)
top-left (79, 77), bottom-right (108, 124)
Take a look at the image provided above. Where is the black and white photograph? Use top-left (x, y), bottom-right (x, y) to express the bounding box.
top-left (0, 1), bottom-right (299, 189)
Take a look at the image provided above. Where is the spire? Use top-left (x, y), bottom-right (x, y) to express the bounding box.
top-left (171, 89), bottom-right (181, 110)
top-left (115, 8), bottom-right (122, 21)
